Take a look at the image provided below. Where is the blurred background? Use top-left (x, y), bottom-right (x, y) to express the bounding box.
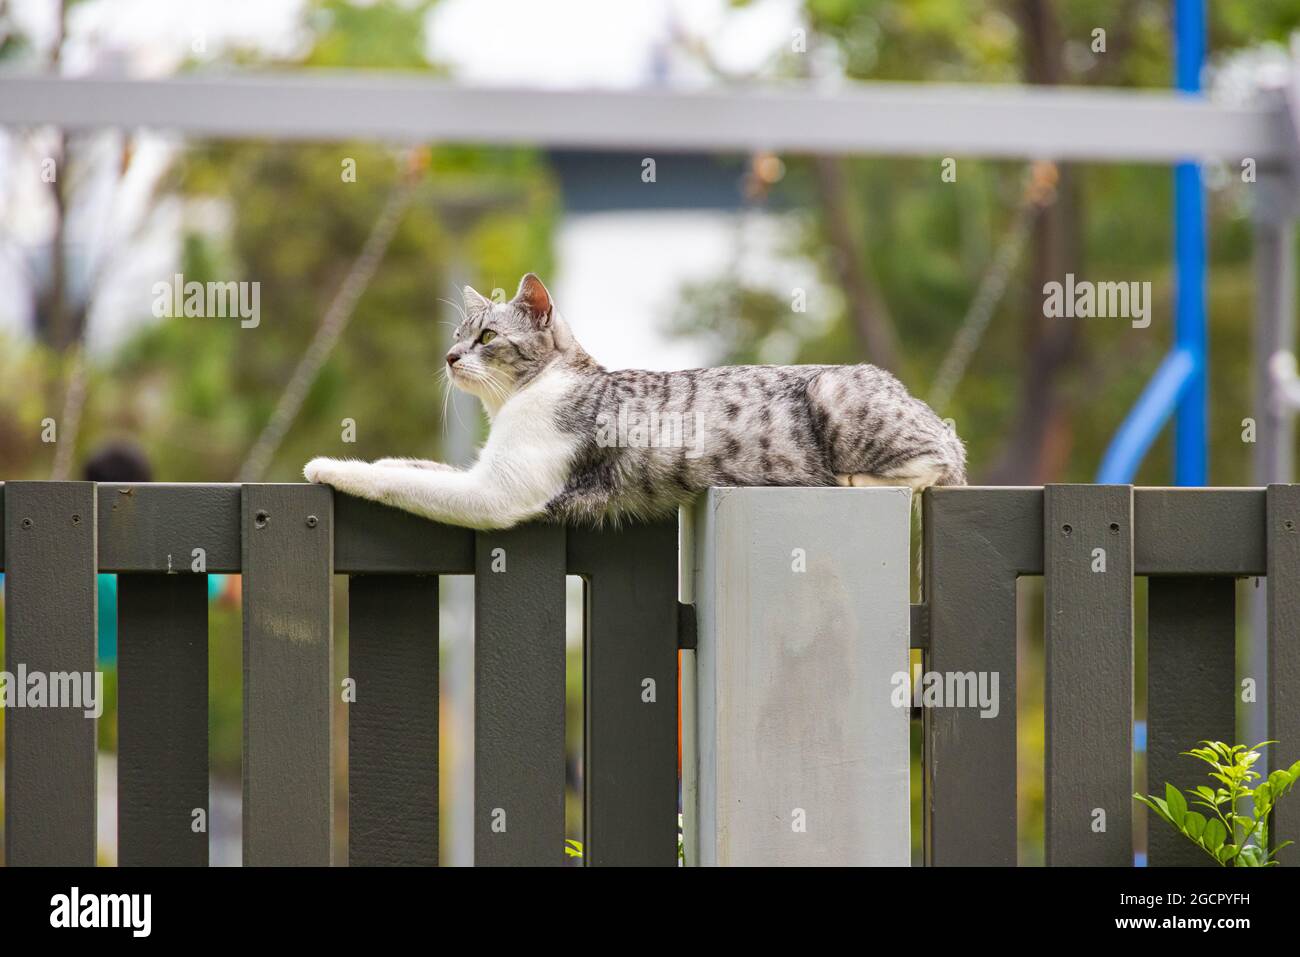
top-left (0, 0), bottom-right (1298, 866)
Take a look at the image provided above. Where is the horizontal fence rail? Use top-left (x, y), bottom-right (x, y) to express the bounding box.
top-left (0, 481), bottom-right (679, 867)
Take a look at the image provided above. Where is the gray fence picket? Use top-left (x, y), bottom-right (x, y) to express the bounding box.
top-left (570, 521), bottom-right (679, 866)
top-left (473, 524), bottom-right (567, 866)
top-left (3, 481), bottom-right (98, 866)
top-left (348, 574), bottom-right (440, 866)
top-left (241, 484), bottom-right (334, 866)
top-left (1044, 485), bottom-right (1134, 865)
top-left (1146, 576), bottom-right (1236, 866)
top-left (118, 574), bottom-right (210, 866)
top-left (1267, 484), bottom-right (1300, 865)
top-left (923, 487), bottom-right (1039, 865)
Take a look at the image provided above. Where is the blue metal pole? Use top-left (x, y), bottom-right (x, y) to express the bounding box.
top-left (1173, 0), bottom-right (1207, 485)
top-left (1095, 0), bottom-right (1208, 485)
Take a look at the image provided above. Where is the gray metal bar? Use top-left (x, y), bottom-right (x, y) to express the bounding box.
top-left (241, 484), bottom-right (334, 866)
top-left (0, 74), bottom-right (1288, 163)
top-left (922, 486), bottom-right (1039, 865)
top-left (1267, 484), bottom-right (1300, 865)
top-left (571, 521), bottom-right (680, 866)
top-left (1146, 577), bottom-right (1236, 867)
top-left (473, 524), bottom-right (567, 866)
top-left (348, 575), bottom-right (440, 866)
top-left (1251, 168), bottom-right (1300, 766)
top-left (2, 481), bottom-right (98, 866)
top-left (1044, 485), bottom-right (1133, 866)
top-left (117, 574), bottom-right (209, 866)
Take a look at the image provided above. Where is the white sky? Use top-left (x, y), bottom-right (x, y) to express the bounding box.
top-left (1, 0), bottom-right (819, 370)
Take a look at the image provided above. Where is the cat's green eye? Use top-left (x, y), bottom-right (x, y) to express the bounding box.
top-left (478, 330), bottom-right (497, 345)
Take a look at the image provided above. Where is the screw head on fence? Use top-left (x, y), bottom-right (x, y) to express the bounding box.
top-left (254, 510), bottom-right (269, 529)
top-left (306, 515), bottom-right (318, 528)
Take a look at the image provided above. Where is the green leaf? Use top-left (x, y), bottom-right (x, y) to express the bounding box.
top-left (1217, 844), bottom-right (1241, 863)
top-left (1237, 844), bottom-right (1266, 867)
top-left (1181, 810), bottom-right (1207, 842)
top-left (1165, 783), bottom-right (1187, 826)
top-left (1135, 794), bottom-right (1175, 827)
top-left (1201, 818), bottom-right (1227, 852)
top-left (1193, 785), bottom-right (1218, 804)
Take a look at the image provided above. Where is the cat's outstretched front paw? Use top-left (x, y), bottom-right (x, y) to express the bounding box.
top-left (304, 456), bottom-right (340, 485)
top-left (304, 457), bottom-right (372, 494)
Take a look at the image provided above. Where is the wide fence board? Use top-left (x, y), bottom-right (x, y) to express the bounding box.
top-left (335, 494), bottom-right (474, 574)
top-left (3, 481), bottom-right (99, 866)
top-left (473, 524), bottom-right (567, 866)
top-left (241, 484), bottom-right (334, 866)
top-left (1134, 488), bottom-right (1266, 576)
top-left (1268, 484), bottom-right (1300, 865)
top-left (923, 487), bottom-right (1039, 866)
top-left (118, 574), bottom-right (210, 866)
top-left (348, 574), bottom-right (440, 866)
top-left (1044, 485), bottom-right (1134, 865)
top-left (1146, 576), bottom-right (1236, 866)
top-left (98, 483), bottom-right (241, 573)
top-left (570, 520), bottom-right (680, 866)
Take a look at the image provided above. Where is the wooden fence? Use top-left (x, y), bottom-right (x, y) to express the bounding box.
top-left (922, 485), bottom-right (1300, 866)
top-left (2, 481), bottom-right (1298, 866)
top-left (0, 481), bottom-right (680, 866)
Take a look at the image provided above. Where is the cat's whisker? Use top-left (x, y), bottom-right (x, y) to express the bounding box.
top-left (438, 296), bottom-right (468, 322)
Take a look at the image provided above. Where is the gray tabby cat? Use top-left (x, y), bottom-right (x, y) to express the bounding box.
top-left (304, 274), bottom-right (966, 528)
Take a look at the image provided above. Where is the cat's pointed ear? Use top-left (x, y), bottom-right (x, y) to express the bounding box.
top-left (462, 285), bottom-right (492, 321)
top-left (512, 273), bottom-right (553, 329)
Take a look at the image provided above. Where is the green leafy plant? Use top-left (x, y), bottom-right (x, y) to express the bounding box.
top-left (1135, 741), bottom-right (1300, 866)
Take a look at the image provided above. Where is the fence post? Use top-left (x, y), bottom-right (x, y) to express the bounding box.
top-left (692, 487), bottom-right (912, 865)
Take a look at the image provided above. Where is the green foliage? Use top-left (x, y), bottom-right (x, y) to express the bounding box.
top-left (1135, 741), bottom-right (1300, 866)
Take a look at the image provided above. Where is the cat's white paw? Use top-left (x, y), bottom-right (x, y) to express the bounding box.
top-left (304, 457), bottom-right (333, 484)
top-left (304, 457), bottom-right (362, 486)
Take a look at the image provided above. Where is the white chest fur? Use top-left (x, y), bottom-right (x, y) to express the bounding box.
top-left (473, 365), bottom-right (582, 511)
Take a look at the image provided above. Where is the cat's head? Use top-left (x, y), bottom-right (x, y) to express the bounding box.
top-left (449, 273), bottom-right (577, 407)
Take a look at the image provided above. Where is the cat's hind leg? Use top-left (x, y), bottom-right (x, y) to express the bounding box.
top-left (836, 456), bottom-right (963, 492)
